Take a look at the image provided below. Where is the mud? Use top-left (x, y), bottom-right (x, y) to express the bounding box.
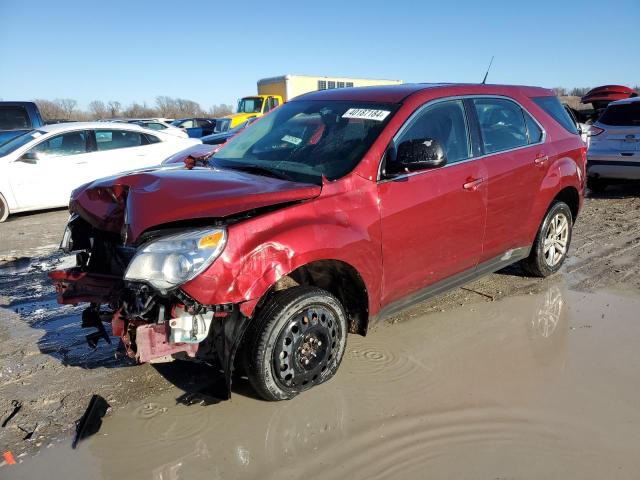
top-left (1, 184), bottom-right (640, 478)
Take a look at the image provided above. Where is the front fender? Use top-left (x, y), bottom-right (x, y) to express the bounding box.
top-left (181, 175), bottom-right (382, 318)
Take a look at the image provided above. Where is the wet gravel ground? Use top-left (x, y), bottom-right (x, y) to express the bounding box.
top-left (1, 185), bottom-right (639, 464)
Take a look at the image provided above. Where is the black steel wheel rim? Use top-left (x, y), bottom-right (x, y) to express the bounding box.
top-left (273, 305), bottom-right (340, 389)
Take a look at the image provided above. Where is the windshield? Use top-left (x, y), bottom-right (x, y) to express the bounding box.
top-left (213, 100), bottom-right (399, 184)
top-left (213, 118), bottom-right (231, 133)
top-left (237, 97), bottom-right (264, 114)
top-left (0, 130), bottom-right (45, 157)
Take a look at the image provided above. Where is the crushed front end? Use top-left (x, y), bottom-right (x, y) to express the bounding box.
top-left (49, 211), bottom-right (249, 399)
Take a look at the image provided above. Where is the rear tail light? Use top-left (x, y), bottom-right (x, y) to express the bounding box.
top-left (588, 126), bottom-right (604, 136)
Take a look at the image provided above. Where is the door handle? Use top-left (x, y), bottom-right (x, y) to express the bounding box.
top-left (463, 178), bottom-right (484, 191)
top-left (534, 154), bottom-right (549, 165)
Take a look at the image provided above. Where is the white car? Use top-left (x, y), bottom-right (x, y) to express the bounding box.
top-left (0, 122), bottom-right (200, 221)
top-left (129, 119), bottom-right (188, 138)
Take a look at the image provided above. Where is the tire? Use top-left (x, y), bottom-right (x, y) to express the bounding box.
top-left (521, 201), bottom-right (573, 278)
top-left (587, 177), bottom-right (607, 194)
top-left (242, 286), bottom-right (348, 401)
top-left (0, 193), bottom-right (9, 223)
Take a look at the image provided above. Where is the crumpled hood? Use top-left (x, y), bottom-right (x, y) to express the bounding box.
top-left (70, 166), bottom-right (321, 244)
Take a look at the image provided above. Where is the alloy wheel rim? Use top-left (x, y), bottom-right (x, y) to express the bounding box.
top-left (274, 305), bottom-right (339, 389)
top-left (543, 212), bottom-right (569, 267)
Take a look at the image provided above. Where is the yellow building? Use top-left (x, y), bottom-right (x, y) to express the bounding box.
top-left (257, 74), bottom-right (404, 102)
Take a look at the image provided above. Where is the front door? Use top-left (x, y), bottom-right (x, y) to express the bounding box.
top-left (378, 99), bottom-right (487, 307)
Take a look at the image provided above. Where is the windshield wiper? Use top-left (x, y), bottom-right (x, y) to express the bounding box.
top-left (227, 164), bottom-right (292, 181)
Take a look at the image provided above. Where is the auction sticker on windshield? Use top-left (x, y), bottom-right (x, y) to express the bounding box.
top-left (342, 108), bottom-right (391, 121)
top-left (281, 135), bottom-right (302, 145)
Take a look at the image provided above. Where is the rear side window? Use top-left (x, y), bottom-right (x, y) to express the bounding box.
top-left (524, 112), bottom-right (543, 144)
top-left (473, 98), bottom-right (528, 154)
top-left (144, 133), bottom-right (161, 144)
top-left (0, 107), bottom-right (30, 130)
top-left (95, 130), bottom-right (146, 151)
top-left (599, 103), bottom-right (640, 126)
top-left (532, 96), bottom-right (579, 134)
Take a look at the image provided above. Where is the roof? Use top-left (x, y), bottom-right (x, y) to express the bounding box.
top-left (292, 83), bottom-right (553, 103)
top-left (38, 121), bottom-right (148, 133)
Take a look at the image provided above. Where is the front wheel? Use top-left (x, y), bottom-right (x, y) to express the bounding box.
top-left (521, 201), bottom-right (573, 277)
top-left (243, 286), bottom-right (348, 401)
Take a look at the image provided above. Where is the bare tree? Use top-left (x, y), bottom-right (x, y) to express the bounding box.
top-left (107, 100), bottom-right (122, 118)
top-left (553, 87), bottom-right (567, 97)
top-left (88, 100), bottom-right (108, 119)
top-left (54, 98), bottom-right (78, 119)
top-left (208, 103), bottom-right (234, 117)
top-left (123, 101), bottom-right (157, 118)
top-left (33, 99), bottom-right (66, 121)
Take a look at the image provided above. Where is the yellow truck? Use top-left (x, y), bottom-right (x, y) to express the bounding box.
top-left (225, 74), bottom-right (403, 128)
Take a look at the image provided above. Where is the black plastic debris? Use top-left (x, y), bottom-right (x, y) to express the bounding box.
top-left (1, 400), bottom-right (22, 428)
top-left (19, 422), bottom-right (38, 440)
top-left (72, 395), bottom-right (110, 449)
top-left (82, 305), bottom-right (112, 349)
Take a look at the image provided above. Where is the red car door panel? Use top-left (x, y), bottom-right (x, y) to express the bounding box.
top-left (471, 97), bottom-right (549, 261)
top-left (377, 99), bottom-right (487, 308)
top-left (378, 161), bottom-right (487, 306)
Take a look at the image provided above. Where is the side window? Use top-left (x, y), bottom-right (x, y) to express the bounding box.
top-left (181, 120), bottom-right (195, 129)
top-left (95, 130), bottom-right (145, 151)
top-left (532, 96), bottom-right (579, 134)
top-left (473, 98), bottom-right (528, 154)
top-left (195, 119), bottom-right (212, 128)
top-left (144, 133), bottom-right (161, 144)
top-left (32, 131), bottom-right (87, 157)
top-left (396, 100), bottom-right (471, 164)
top-left (524, 111), bottom-right (543, 144)
top-left (263, 100), bottom-right (271, 113)
top-left (146, 122), bottom-right (164, 130)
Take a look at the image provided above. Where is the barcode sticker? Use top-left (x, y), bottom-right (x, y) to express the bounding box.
top-left (282, 135), bottom-right (302, 145)
top-left (342, 108), bottom-right (390, 121)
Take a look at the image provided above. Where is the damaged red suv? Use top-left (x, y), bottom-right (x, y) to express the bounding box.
top-left (50, 84), bottom-right (586, 401)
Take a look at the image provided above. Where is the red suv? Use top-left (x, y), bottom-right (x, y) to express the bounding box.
top-left (50, 83), bottom-right (586, 401)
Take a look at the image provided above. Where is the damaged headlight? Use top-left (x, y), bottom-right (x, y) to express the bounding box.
top-left (124, 228), bottom-right (227, 291)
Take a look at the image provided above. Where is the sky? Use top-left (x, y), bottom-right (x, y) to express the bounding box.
top-left (1, 0), bottom-right (638, 110)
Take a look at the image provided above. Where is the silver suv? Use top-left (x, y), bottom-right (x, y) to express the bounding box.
top-left (587, 96), bottom-right (640, 192)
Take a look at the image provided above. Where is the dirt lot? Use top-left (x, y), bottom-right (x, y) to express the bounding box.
top-left (2, 185), bottom-right (640, 478)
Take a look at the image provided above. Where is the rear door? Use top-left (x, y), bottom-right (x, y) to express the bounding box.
top-left (87, 129), bottom-right (164, 181)
top-left (378, 99), bottom-right (487, 306)
top-left (470, 97), bottom-right (549, 261)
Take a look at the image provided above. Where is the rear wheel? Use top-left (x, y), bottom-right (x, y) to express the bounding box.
top-left (587, 177), bottom-right (607, 193)
top-left (521, 201), bottom-right (573, 277)
top-left (0, 194), bottom-right (9, 223)
top-left (243, 286), bottom-right (348, 401)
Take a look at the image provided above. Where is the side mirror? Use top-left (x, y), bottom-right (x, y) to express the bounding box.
top-left (18, 151), bottom-right (39, 164)
top-left (393, 138), bottom-right (447, 173)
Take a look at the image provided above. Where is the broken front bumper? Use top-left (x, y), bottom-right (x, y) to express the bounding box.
top-left (49, 268), bottom-right (251, 399)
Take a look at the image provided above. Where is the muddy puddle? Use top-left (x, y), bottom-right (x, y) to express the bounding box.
top-left (5, 283), bottom-right (640, 479)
